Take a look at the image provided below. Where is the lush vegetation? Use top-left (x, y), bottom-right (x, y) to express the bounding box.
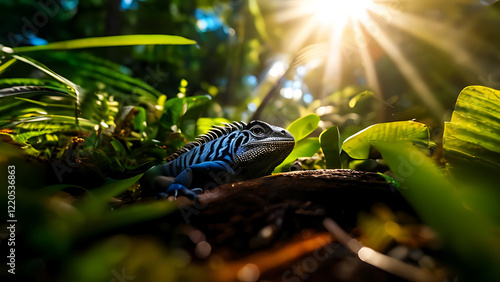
top-left (1, 0), bottom-right (500, 281)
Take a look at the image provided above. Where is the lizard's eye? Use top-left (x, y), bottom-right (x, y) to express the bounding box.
top-left (251, 125), bottom-right (265, 135)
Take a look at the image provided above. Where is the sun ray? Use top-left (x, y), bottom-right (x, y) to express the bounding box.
top-left (381, 6), bottom-right (485, 77)
top-left (359, 12), bottom-right (445, 118)
top-left (321, 28), bottom-right (346, 97)
top-left (258, 0), bottom-right (496, 121)
top-left (286, 16), bottom-right (326, 54)
top-left (353, 20), bottom-right (382, 99)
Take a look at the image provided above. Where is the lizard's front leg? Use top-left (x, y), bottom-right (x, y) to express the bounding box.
top-left (157, 161), bottom-right (236, 199)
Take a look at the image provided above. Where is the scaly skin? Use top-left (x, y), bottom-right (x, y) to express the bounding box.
top-left (143, 120), bottom-right (295, 198)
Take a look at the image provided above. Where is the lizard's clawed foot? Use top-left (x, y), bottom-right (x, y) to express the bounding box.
top-left (156, 186), bottom-right (203, 200)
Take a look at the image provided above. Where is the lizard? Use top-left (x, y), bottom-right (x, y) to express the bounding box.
top-left (143, 120), bottom-right (295, 198)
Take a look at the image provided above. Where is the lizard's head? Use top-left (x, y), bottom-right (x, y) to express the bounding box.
top-left (233, 120), bottom-right (295, 176)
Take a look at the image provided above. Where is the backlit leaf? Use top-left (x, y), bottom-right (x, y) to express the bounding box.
top-left (274, 137), bottom-right (320, 173)
top-left (319, 125), bottom-right (341, 169)
top-left (443, 86), bottom-right (500, 186)
top-left (286, 113), bottom-right (320, 142)
top-left (13, 34), bottom-right (196, 53)
top-left (342, 121), bottom-right (430, 159)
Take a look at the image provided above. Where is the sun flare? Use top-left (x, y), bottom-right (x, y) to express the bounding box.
top-left (312, 0), bottom-right (372, 27)
top-left (268, 0), bottom-right (473, 118)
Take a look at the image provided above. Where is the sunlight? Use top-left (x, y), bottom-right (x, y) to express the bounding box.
top-left (269, 0), bottom-right (470, 118)
top-left (261, 0), bottom-right (494, 121)
top-left (311, 0), bottom-right (372, 27)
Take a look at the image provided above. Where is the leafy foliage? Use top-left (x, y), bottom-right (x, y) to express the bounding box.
top-left (2, 1), bottom-right (500, 281)
top-left (342, 120), bottom-right (432, 159)
top-left (316, 86), bottom-right (500, 280)
top-left (443, 86), bottom-right (500, 188)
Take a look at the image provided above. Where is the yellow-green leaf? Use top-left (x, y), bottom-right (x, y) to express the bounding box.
top-left (274, 137), bottom-right (320, 173)
top-left (348, 90), bottom-right (374, 108)
top-left (443, 86), bottom-right (500, 185)
top-left (342, 120), bottom-right (430, 159)
top-left (287, 114), bottom-right (320, 142)
top-left (319, 125), bottom-right (341, 169)
top-left (13, 34), bottom-right (196, 53)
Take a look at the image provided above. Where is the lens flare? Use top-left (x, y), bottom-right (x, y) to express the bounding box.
top-left (312, 0), bottom-right (372, 27)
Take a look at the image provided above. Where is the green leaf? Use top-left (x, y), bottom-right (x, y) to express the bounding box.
top-left (110, 139), bottom-right (128, 157)
top-left (0, 78), bottom-right (68, 88)
top-left (348, 90), bottom-right (374, 108)
top-left (443, 86), bottom-right (500, 187)
top-left (14, 97), bottom-right (75, 109)
top-left (185, 95), bottom-right (212, 110)
top-left (0, 58), bottom-right (17, 74)
top-left (0, 129), bottom-right (55, 147)
top-left (373, 141), bottom-right (500, 280)
top-left (43, 52), bottom-right (164, 100)
top-left (319, 125), bottom-right (341, 169)
top-left (2, 115), bottom-right (96, 129)
top-left (342, 120), bottom-right (430, 159)
top-left (79, 69), bottom-right (158, 101)
top-left (132, 106), bottom-right (147, 133)
top-left (164, 95), bottom-right (211, 120)
top-left (12, 34), bottom-right (196, 53)
top-left (0, 85), bottom-right (76, 98)
top-left (274, 137), bottom-right (320, 172)
top-left (12, 55), bottom-right (78, 99)
top-left (287, 114), bottom-right (320, 142)
top-left (163, 95), bottom-right (212, 137)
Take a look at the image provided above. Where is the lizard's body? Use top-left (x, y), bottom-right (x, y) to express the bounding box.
top-left (144, 120), bottom-right (295, 198)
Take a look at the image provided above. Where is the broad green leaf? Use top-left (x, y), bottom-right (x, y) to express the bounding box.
top-left (162, 97), bottom-right (185, 128)
top-left (12, 34), bottom-right (196, 53)
top-left (319, 125), bottom-right (341, 169)
top-left (443, 86), bottom-right (500, 187)
top-left (373, 141), bottom-right (500, 280)
top-left (342, 120), bottom-right (430, 159)
top-left (164, 95), bottom-right (211, 117)
top-left (287, 113), bottom-right (320, 142)
top-left (163, 95), bottom-right (212, 134)
top-left (274, 137), bottom-right (320, 172)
